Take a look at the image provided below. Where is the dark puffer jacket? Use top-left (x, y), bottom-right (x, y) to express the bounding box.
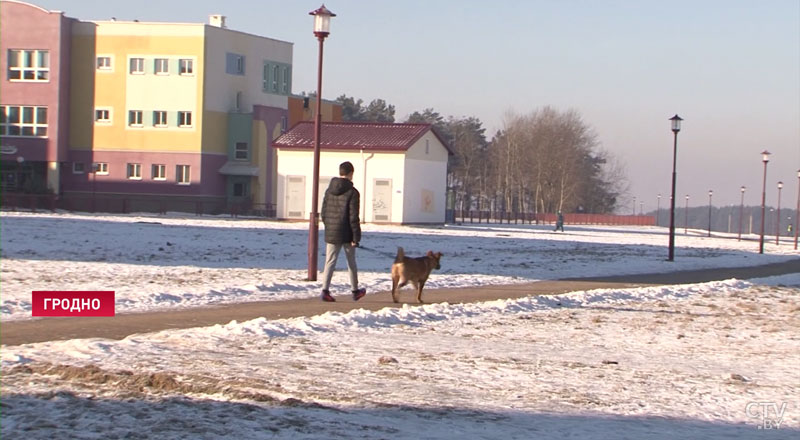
top-left (321, 177), bottom-right (361, 245)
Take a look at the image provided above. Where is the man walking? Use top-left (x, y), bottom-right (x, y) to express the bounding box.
top-left (554, 211), bottom-right (565, 232)
top-left (320, 161), bottom-right (367, 302)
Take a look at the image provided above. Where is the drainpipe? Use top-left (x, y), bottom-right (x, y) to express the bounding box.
top-left (361, 149), bottom-right (374, 223)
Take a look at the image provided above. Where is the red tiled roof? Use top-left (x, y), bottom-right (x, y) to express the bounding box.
top-left (273, 121), bottom-right (453, 155)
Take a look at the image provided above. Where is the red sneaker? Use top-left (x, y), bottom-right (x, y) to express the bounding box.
top-left (321, 290), bottom-right (336, 302)
top-left (352, 288), bottom-right (366, 301)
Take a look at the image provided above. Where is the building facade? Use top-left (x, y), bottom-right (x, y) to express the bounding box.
top-left (287, 95), bottom-right (342, 128)
top-left (0, 0), bottom-right (74, 194)
top-left (273, 122), bottom-right (452, 224)
top-left (61, 16), bottom-right (293, 212)
top-left (1, 1), bottom-right (347, 214)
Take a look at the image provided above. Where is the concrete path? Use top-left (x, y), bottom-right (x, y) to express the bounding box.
top-left (2, 258), bottom-right (798, 346)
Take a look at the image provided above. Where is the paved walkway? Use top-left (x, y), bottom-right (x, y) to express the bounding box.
top-left (2, 258), bottom-right (798, 346)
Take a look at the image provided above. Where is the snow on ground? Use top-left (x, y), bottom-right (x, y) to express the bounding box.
top-left (2, 276), bottom-right (798, 439)
top-left (1, 211), bottom-right (797, 321)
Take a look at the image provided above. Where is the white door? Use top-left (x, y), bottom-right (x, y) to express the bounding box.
top-left (286, 175), bottom-right (305, 219)
top-left (372, 178), bottom-right (392, 222)
top-left (318, 177), bottom-right (332, 213)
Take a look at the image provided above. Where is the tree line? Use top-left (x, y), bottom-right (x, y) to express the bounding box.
top-left (335, 94), bottom-right (628, 214)
top-left (651, 205), bottom-right (798, 236)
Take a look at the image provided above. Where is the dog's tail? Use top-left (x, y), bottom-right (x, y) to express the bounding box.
top-left (395, 247), bottom-right (405, 263)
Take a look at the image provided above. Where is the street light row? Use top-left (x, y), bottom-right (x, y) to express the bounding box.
top-left (666, 116), bottom-right (799, 261)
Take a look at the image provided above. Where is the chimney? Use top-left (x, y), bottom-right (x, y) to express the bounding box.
top-left (209, 14), bottom-right (226, 28)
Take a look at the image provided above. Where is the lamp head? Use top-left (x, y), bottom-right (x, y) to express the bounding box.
top-left (309, 4), bottom-right (336, 38)
top-left (669, 114), bottom-right (683, 133)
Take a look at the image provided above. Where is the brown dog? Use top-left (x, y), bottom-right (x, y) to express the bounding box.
top-left (391, 247), bottom-right (443, 304)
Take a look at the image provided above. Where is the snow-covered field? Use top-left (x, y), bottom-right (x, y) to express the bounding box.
top-left (1, 211), bottom-right (799, 439)
top-left (2, 277), bottom-right (799, 438)
top-left (1, 211), bottom-right (797, 321)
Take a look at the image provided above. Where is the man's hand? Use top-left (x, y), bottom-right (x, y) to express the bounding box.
top-left (351, 242), bottom-right (359, 248)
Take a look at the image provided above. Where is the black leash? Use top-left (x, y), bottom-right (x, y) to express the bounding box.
top-left (357, 245), bottom-right (397, 259)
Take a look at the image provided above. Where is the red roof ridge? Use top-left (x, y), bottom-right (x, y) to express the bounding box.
top-left (274, 121), bottom-right (453, 155)
top-left (293, 120), bottom-right (432, 127)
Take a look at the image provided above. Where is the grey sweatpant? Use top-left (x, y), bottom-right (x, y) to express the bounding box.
top-left (321, 242), bottom-right (359, 291)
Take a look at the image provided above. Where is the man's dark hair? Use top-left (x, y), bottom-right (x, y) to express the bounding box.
top-left (339, 161), bottom-right (354, 176)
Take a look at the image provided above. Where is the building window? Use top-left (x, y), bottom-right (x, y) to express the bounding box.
top-left (178, 111), bottom-right (192, 127)
top-left (130, 58), bottom-right (145, 74)
top-left (0, 105), bottom-right (48, 137)
top-left (227, 53), bottom-right (245, 75)
top-left (234, 142), bottom-right (248, 160)
top-left (154, 58), bottom-right (169, 75)
top-left (176, 165), bottom-right (190, 185)
top-left (281, 116), bottom-right (287, 133)
top-left (272, 65), bottom-right (279, 92)
top-left (179, 59), bottom-right (193, 75)
top-left (128, 110), bottom-right (143, 127)
top-left (72, 162), bottom-right (85, 174)
top-left (233, 182), bottom-right (247, 197)
top-left (95, 162), bottom-right (109, 175)
top-left (95, 108), bottom-right (111, 124)
top-left (425, 139), bottom-right (430, 154)
top-left (127, 163), bottom-right (142, 180)
top-left (153, 111), bottom-right (167, 127)
top-left (96, 56), bottom-right (112, 70)
top-left (152, 164), bottom-right (166, 180)
top-left (282, 66), bottom-right (290, 94)
top-left (262, 64), bottom-right (269, 91)
top-left (8, 49), bottom-right (49, 81)
top-left (236, 56), bottom-right (244, 74)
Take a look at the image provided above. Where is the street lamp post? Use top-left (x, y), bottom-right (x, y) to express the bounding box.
top-left (632, 196), bottom-right (636, 215)
top-left (707, 190), bottom-right (713, 237)
top-left (776, 181), bottom-right (783, 245)
top-left (684, 194), bottom-right (690, 234)
top-left (667, 115), bottom-right (682, 261)
top-left (657, 194), bottom-right (661, 226)
top-left (759, 150), bottom-right (771, 254)
top-left (738, 186), bottom-right (745, 241)
top-left (795, 170), bottom-right (800, 250)
top-left (15, 156), bottom-right (24, 191)
top-left (307, 4), bottom-right (335, 281)
top-left (91, 162), bottom-right (98, 213)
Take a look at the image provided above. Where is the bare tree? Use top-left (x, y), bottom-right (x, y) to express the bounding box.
top-left (487, 107), bottom-right (624, 214)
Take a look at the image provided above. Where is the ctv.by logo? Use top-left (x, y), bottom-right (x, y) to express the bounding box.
top-left (746, 402), bottom-right (788, 429)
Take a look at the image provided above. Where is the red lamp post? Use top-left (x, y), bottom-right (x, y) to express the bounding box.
top-left (307, 4), bottom-right (336, 281)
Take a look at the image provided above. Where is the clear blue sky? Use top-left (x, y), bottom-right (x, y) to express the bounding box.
top-left (31, 0), bottom-right (800, 210)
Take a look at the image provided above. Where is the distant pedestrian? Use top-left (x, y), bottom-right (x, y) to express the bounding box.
top-left (319, 161), bottom-right (367, 302)
top-left (554, 211), bottom-right (565, 232)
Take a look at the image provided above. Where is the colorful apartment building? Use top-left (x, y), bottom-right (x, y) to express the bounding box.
top-left (62, 14), bottom-right (294, 212)
top-left (0, 0), bottom-right (73, 194)
top-left (1, 1), bottom-right (343, 214)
